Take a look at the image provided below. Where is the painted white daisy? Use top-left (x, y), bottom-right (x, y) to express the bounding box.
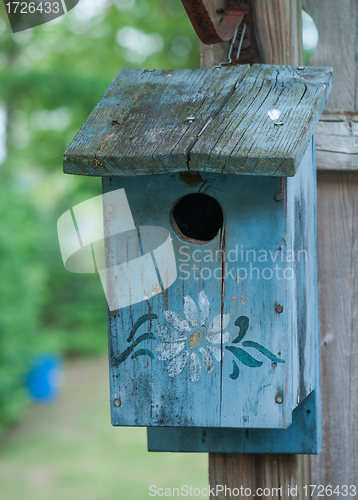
top-left (155, 291), bottom-right (230, 382)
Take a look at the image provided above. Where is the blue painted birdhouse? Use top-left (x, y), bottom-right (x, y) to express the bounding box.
top-left (63, 64), bottom-right (333, 454)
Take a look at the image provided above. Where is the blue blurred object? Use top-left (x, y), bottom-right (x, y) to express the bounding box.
top-left (26, 354), bottom-right (62, 403)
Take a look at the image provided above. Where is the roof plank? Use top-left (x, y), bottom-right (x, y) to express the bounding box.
top-left (64, 64), bottom-right (332, 177)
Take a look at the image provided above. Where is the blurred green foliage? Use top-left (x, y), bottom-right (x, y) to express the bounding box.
top-left (0, 0), bottom-right (199, 432)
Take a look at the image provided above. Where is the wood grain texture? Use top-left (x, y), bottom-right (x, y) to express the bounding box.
top-left (209, 453), bottom-right (311, 499)
top-left (64, 65), bottom-right (332, 177)
top-left (251, 0), bottom-right (303, 66)
top-left (286, 138), bottom-right (320, 414)
top-left (302, 0), bottom-right (358, 491)
top-left (314, 112), bottom-right (358, 170)
top-left (190, 64), bottom-right (332, 176)
top-left (64, 66), bottom-right (249, 176)
top-left (311, 171), bottom-right (358, 491)
top-left (304, 0), bottom-right (357, 111)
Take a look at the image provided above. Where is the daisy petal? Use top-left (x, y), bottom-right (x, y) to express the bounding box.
top-left (164, 310), bottom-right (191, 332)
top-left (207, 313), bottom-right (230, 333)
top-left (156, 342), bottom-right (185, 360)
top-left (184, 296), bottom-right (198, 327)
top-left (167, 351), bottom-right (189, 377)
top-left (155, 324), bottom-right (186, 342)
top-left (207, 345), bottom-right (222, 361)
top-left (189, 353), bottom-right (201, 382)
top-left (206, 332), bottom-right (230, 344)
top-left (198, 291), bottom-right (210, 326)
top-left (199, 347), bottom-right (214, 374)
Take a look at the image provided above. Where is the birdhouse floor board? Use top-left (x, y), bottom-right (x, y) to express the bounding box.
top-left (64, 64), bottom-right (333, 178)
top-left (147, 390), bottom-right (321, 454)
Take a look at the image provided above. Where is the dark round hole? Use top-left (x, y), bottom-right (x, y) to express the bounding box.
top-left (172, 193), bottom-right (223, 242)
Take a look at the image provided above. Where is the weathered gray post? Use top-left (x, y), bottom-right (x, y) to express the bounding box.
top-left (200, 1), bottom-right (314, 498)
top-left (304, 0), bottom-right (358, 492)
top-left (203, 0), bottom-right (358, 497)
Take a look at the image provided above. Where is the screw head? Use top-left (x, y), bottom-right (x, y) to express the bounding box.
top-left (113, 398), bottom-right (121, 407)
top-left (276, 394), bottom-right (284, 404)
top-left (275, 304), bottom-right (283, 313)
top-left (274, 121), bottom-right (284, 126)
top-left (274, 192), bottom-right (283, 202)
top-left (298, 66), bottom-right (305, 70)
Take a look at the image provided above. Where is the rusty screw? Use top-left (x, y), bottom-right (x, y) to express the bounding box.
top-left (275, 394), bottom-right (284, 404)
top-left (275, 304), bottom-right (283, 313)
top-left (113, 398), bottom-right (121, 407)
top-left (274, 192), bottom-right (283, 202)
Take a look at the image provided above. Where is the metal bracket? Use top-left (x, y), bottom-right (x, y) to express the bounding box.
top-left (180, 0), bottom-right (251, 45)
top-left (215, 23), bottom-right (247, 68)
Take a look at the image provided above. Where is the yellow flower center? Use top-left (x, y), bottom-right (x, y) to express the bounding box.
top-left (189, 329), bottom-right (202, 349)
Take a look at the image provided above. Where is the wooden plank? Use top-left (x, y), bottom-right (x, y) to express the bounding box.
top-left (311, 171), bottom-right (358, 490)
top-left (64, 66), bottom-right (249, 177)
top-left (304, 0), bottom-right (357, 111)
top-left (302, 0), bottom-right (358, 490)
top-left (251, 0), bottom-right (303, 66)
top-left (286, 138), bottom-right (320, 411)
top-left (148, 389), bottom-right (321, 454)
top-left (209, 454), bottom-right (311, 500)
top-left (64, 65), bottom-right (332, 177)
top-left (190, 64), bottom-right (332, 176)
top-left (314, 112), bottom-right (358, 170)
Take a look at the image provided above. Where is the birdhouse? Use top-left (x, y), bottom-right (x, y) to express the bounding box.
top-left (63, 64), bottom-right (333, 454)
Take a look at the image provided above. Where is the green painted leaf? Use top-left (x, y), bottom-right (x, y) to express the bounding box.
top-left (132, 349), bottom-right (154, 360)
top-left (232, 316), bottom-right (249, 343)
top-left (225, 346), bottom-right (263, 367)
top-left (113, 332), bottom-right (156, 365)
top-left (134, 332), bottom-right (156, 346)
top-left (242, 341), bottom-right (285, 363)
top-left (127, 313), bottom-right (158, 342)
top-left (229, 360), bottom-right (240, 379)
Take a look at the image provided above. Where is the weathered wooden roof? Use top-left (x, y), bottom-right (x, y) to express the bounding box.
top-left (64, 64), bottom-right (333, 177)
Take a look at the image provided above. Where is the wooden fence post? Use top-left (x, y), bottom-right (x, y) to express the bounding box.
top-left (303, 0), bottom-right (358, 492)
top-left (200, 2), bottom-right (313, 499)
